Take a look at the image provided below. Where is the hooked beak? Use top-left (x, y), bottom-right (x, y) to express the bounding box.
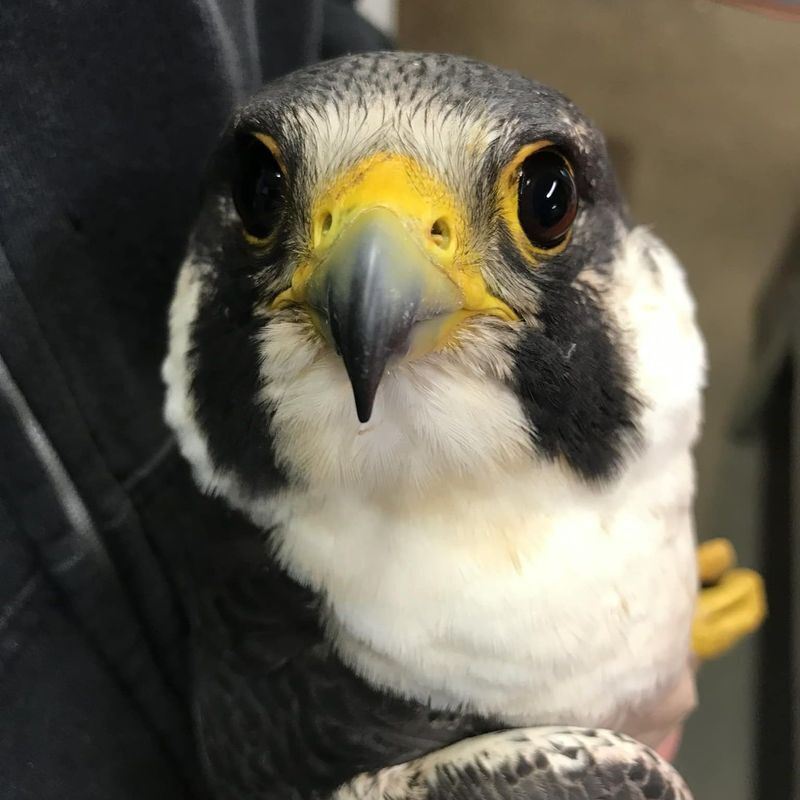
top-left (305, 209), bottom-right (461, 422)
top-left (269, 152), bottom-right (517, 423)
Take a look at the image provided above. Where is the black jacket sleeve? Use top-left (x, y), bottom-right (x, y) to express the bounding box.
top-left (0, 2), bottom-right (389, 797)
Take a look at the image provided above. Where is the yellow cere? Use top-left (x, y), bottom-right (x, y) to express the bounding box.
top-left (272, 151), bottom-right (518, 330)
top-left (497, 139), bottom-right (574, 264)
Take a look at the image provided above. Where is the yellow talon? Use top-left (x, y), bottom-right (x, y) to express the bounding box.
top-left (692, 565), bottom-right (767, 660)
top-left (697, 538), bottom-right (736, 585)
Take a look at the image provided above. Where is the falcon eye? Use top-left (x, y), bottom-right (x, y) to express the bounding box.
top-left (232, 134), bottom-right (285, 241)
top-left (517, 149), bottom-right (577, 249)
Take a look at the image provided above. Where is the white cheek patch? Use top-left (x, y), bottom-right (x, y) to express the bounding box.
top-left (162, 258), bottom-right (257, 511)
top-left (610, 228), bottom-right (706, 477)
top-left (162, 261), bottom-right (213, 484)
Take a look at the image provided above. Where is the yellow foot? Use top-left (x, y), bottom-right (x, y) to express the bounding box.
top-left (692, 538), bottom-right (766, 660)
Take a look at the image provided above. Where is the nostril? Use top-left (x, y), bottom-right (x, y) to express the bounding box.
top-left (313, 212), bottom-right (334, 248)
top-left (430, 218), bottom-right (451, 249)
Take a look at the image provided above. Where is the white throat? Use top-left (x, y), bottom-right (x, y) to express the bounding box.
top-left (268, 445), bottom-right (698, 742)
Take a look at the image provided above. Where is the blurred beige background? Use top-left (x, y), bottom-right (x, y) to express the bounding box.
top-left (397, 2), bottom-right (800, 798)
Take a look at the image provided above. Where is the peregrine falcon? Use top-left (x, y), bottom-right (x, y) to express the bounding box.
top-left (163, 51), bottom-right (765, 799)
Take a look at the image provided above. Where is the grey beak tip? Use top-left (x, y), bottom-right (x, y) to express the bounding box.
top-left (355, 401), bottom-right (373, 424)
top-left (349, 365), bottom-right (380, 423)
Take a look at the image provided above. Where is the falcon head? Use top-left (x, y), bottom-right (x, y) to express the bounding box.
top-left (164, 52), bottom-right (704, 515)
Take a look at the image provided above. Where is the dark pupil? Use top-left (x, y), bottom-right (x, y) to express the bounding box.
top-left (233, 136), bottom-right (284, 239)
top-left (526, 170), bottom-right (569, 226)
top-left (255, 167), bottom-right (281, 210)
top-left (517, 150), bottom-right (577, 247)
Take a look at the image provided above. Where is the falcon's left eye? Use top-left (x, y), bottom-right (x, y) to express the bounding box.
top-left (516, 149), bottom-right (577, 249)
top-left (232, 134), bottom-right (285, 241)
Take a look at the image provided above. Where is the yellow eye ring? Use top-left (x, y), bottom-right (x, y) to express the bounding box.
top-left (497, 141), bottom-right (577, 264)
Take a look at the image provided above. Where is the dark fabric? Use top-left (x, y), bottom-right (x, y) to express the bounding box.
top-left (0, 2), bottom-right (389, 798)
top-left (321, 0), bottom-right (392, 58)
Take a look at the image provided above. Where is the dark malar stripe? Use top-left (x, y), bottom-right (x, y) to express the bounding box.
top-left (189, 226), bottom-right (288, 495)
top-left (509, 277), bottom-right (641, 482)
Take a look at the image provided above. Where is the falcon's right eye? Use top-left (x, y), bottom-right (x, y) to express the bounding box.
top-left (232, 134), bottom-right (285, 242)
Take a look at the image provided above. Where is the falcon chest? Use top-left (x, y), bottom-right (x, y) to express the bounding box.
top-left (270, 454), bottom-right (697, 736)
